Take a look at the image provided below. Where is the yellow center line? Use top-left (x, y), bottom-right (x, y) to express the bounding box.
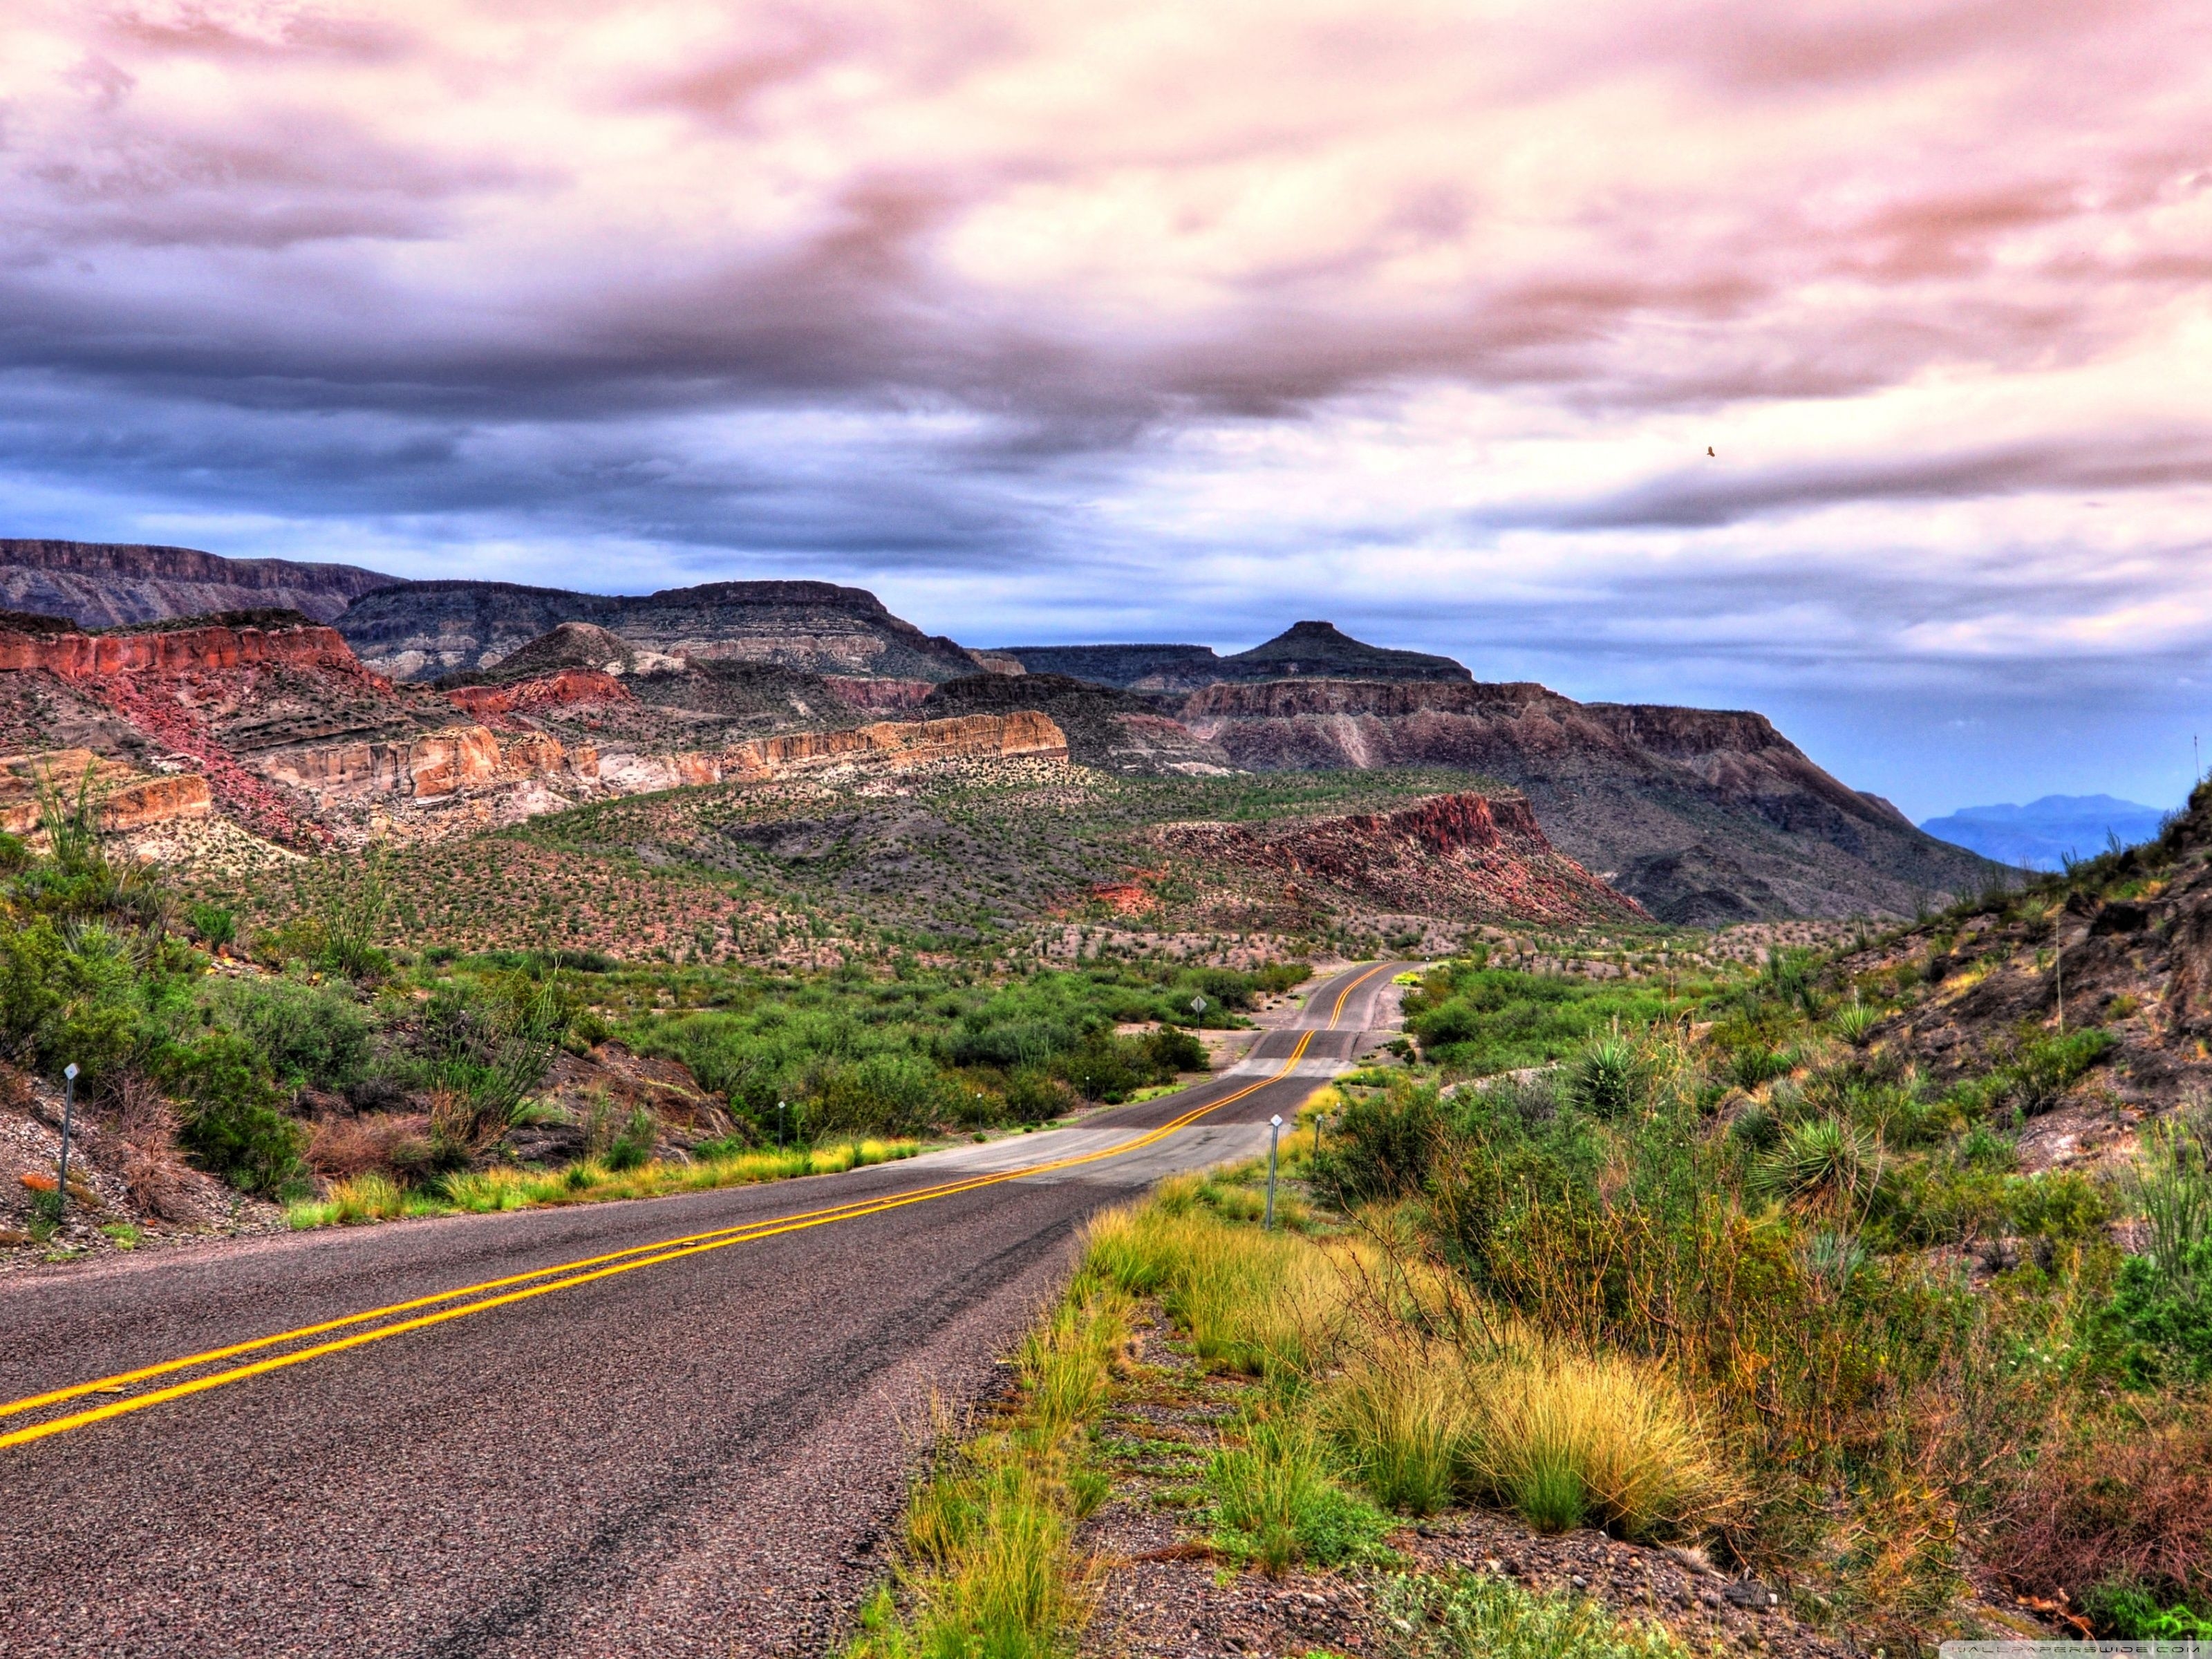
top-left (0, 962), bottom-right (1390, 1452)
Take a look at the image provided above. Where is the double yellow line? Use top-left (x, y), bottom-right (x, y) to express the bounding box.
top-left (0, 962), bottom-right (1387, 1451)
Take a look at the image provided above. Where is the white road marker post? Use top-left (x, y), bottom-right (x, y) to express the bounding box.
top-left (1264, 1114), bottom-right (1282, 1230)
top-left (55, 1062), bottom-right (79, 1212)
top-left (777, 1100), bottom-right (787, 1151)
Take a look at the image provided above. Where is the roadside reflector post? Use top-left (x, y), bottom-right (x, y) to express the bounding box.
top-left (777, 1100), bottom-right (787, 1151)
top-left (1264, 1114), bottom-right (1282, 1230)
top-left (55, 1062), bottom-right (79, 1212)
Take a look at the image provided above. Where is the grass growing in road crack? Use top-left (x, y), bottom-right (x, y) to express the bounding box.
top-left (285, 1138), bottom-right (919, 1229)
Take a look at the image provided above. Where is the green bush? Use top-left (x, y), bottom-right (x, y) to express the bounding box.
top-left (205, 976), bottom-right (373, 1093)
top-left (602, 1107), bottom-right (658, 1172)
top-left (2005, 1028), bottom-right (2117, 1114)
top-left (1319, 1082), bottom-right (1442, 1205)
top-left (2081, 1582), bottom-right (2212, 1640)
top-left (162, 1032), bottom-right (310, 1195)
top-left (2105, 1241), bottom-right (2212, 1383)
top-left (187, 901), bottom-right (237, 949)
top-left (1208, 1417), bottom-right (1391, 1572)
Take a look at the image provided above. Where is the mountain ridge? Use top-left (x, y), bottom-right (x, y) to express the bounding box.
top-left (0, 538), bottom-right (397, 627)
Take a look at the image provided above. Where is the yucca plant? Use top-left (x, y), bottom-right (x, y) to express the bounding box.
top-left (1754, 1117), bottom-right (1878, 1209)
top-left (1831, 998), bottom-right (1883, 1047)
top-left (1568, 1034), bottom-right (1642, 1119)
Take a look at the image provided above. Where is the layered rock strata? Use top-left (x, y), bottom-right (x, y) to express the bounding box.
top-left (335, 579), bottom-right (984, 683)
top-left (597, 711), bottom-right (1067, 794)
top-left (0, 751), bottom-right (212, 835)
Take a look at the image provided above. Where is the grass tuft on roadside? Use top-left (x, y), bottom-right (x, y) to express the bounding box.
top-left (285, 1138), bottom-right (919, 1229)
top-left (1377, 1570), bottom-right (1689, 1659)
top-left (845, 1283), bottom-right (1131, 1659)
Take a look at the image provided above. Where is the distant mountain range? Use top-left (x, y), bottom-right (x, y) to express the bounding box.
top-left (0, 537), bottom-right (1999, 919)
top-left (0, 538), bottom-right (395, 625)
top-left (1920, 795), bottom-right (2175, 870)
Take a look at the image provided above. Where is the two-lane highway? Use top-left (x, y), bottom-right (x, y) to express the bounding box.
top-left (0, 961), bottom-right (1405, 1658)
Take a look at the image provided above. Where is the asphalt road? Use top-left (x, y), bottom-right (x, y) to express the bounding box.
top-left (0, 961), bottom-right (1406, 1658)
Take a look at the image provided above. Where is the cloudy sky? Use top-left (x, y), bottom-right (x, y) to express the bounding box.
top-left (6, 0), bottom-right (2212, 818)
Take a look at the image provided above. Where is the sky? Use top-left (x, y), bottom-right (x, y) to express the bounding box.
top-left (6, 1), bottom-right (2212, 820)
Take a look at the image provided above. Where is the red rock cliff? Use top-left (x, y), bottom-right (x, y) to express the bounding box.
top-left (0, 619), bottom-right (365, 679)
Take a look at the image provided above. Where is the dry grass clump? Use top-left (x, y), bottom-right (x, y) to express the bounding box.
top-left (1321, 1333), bottom-right (1473, 1517)
top-left (1457, 1327), bottom-right (1733, 1540)
top-left (1087, 1186), bottom-right (1734, 1544)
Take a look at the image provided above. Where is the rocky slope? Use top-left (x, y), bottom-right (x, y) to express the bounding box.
top-left (1835, 782), bottom-right (2212, 1171)
top-left (0, 540), bottom-right (395, 627)
top-left (336, 579), bottom-right (991, 683)
top-left (1179, 678), bottom-right (1991, 921)
top-left (917, 673), bottom-right (1232, 776)
top-left (1154, 789), bottom-right (1642, 928)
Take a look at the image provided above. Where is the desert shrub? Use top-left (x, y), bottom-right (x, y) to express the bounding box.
top-left (1566, 1035), bottom-right (1643, 1119)
top-left (2004, 1028), bottom-right (2117, 1114)
top-left (1754, 1117), bottom-right (1880, 1210)
top-left (602, 1107), bottom-right (658, 1172)
top-left (804, 1051), bottom-right (963, 1138)
top-left (2007, 1169), bottom-right (2113, 1242)
top-left (1832, 1000), bottom-right (1883, 1047)
top-left (1143, 1023), bottom-right (1207, 1074)
top-left (161, 1031), bottom-right (310, 1195)
top-left (1729, 1044), bottom-right (1794, 1090)
top-left (205, 976), bottom-right (373, 1093)
top-left (1002, 1065), bottom-right (1074, 1123)
top-left (186, 901), bottom-right (236, 949)
top-left (1318, 1082), bottom-right (1442, 1206)
top-left (1991, 1408), bottom-right (2212, 1627)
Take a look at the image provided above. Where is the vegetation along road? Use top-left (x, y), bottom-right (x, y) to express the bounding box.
top-left (0, 960), bottom-right (1407, 1658)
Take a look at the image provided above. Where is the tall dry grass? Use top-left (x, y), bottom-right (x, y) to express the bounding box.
top-left (1086, 1186), bottom-right (1734, 1544)
top-left (847, 1286), bottom-right (1129, 1658)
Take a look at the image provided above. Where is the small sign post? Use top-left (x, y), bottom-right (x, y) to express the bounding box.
top-left (1264, 1114), bottom-right (1282, 1230)
top-left (1190, 994), bottom-right (1207, 1022)
top-left (56, 1062), bottom-right (79, 1211)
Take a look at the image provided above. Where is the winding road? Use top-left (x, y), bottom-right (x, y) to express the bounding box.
top-left (0, 961), bottom-right (1407, 1658)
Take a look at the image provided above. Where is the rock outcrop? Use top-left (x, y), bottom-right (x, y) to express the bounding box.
top-left (1180, 678), bottom-right (1992, 921)
top-left (444, 669), bottom-right (633, 723)
top-left (0, 751), bottom-right (212, 834)
top-left (258, 725), bottom-right (595, 801)
top-left (0, 541), bottom-right (396, 628)
top-left (598, 711), bottom-right (1067, 793)
top-left (335, 579), bottom-right (984, 683)
top-left (1158, 791), bottom-right (1642, 926)
top-left (0, 614), bottom-right (362, 677)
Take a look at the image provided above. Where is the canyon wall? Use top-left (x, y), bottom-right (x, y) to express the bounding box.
top-left (597, 711), bottom-right (1067, 794)
top-left (0, 619), bottom-right (365, 679)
